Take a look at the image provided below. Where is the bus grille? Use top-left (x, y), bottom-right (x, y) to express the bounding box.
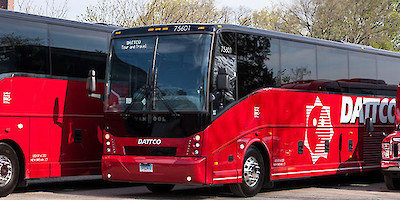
top-left (124, 146), bottom-right (177, 156)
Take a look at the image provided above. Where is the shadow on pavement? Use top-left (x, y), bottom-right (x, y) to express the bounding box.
top-left (10, 171), bottom-right (400, 199)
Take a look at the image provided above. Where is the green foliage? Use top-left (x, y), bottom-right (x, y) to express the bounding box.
top-left (80, 0), bottom-right (400, 51)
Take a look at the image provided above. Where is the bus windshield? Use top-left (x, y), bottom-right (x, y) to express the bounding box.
top-left (106, 34), bottom-right (212, 113)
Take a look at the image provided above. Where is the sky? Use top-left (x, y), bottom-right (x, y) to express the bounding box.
top-left (15, 0), bottom-right (293, 21)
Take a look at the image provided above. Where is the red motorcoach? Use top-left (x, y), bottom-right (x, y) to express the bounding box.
top-left (98, 24), bottom-right (400, 197)
top-left (381, 84), bottom-right (400, 190)
top-left (0, 10), bottom-right (116, 196)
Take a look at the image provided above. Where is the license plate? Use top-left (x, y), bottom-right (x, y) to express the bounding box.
top-left (139, 163), bottom-right (153, 172)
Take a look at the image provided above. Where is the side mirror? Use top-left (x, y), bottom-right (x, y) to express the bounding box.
top-left (87, 70), bottom-right (96, 94)
top-left (217, 68), bottom-right (229, 91)
top-left (365, 117), bottom-right (374, 132)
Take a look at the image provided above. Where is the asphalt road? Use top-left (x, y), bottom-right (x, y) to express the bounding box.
top-left (5, 172), bottom-right (400, 199)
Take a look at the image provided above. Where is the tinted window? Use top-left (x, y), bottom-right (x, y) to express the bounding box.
top-left (317, 46), bottom-right (348, 80)
top-left (49, 25), bottom-right (109, 79)
top-left (377, 55), bottom-right (400, 85)
top-left (237, 34), bottom-right (278, 98)
top-left (349, 52), bottom-right (376, 79)
top-left (0, 17), bottom-right (49, 74)
top-left (281, 40), bottom-right (316, 83)
top-left (214, 32), bottom-right (237, 101)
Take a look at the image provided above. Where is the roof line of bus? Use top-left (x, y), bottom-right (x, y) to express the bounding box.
top-left (0, 9), bottom-right (119, 32)
top-left (116, 23), bottom-right (400, 58)
top-left (219, 24), bottom-right (400, 58)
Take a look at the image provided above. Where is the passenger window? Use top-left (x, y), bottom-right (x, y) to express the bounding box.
top-left (49, 25), bottom-right (108, 79)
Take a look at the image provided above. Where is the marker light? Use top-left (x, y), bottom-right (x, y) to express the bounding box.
top-left (162, 27), bottom-right (168, 31)
top-left (115, 31), bottom-right (121, 35)
top-left (194, 135), bottom-right (201, 141)
top-left (148, 28), bottom-right (154, 32)
top-left (105, 134), bottom-right (110, 140)
top-left (17, 123), bottom-right (23, 129)
top-left (198, 26), bottom-right (205, 30)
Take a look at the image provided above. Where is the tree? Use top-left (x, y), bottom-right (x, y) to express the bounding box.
top-left (255, 0), bottom-right (400, 50)
top-left (316, 0), bottom-right (400, 50)
top-left (80, 0), bottom-right (223, 27)
top-left (15, 0), bottom-right (69, 18)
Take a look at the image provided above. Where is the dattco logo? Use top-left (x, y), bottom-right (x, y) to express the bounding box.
top-left (304, 97), bottom-right (334, 164)
top-left (138, 139), bottom-right (162, 145)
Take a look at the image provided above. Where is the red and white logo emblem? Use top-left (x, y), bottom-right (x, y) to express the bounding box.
top-left (304, 97), bottom-right (334, 164)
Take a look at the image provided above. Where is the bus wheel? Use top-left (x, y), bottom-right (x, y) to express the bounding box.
top-left (0, 143), bottom-right (19, 197)
top-left (384, 175), bottom-right (400, 190)
top-left (146, 184), bottom-right (175, 193)
top-left (229, 146), bottom-right (265, 197)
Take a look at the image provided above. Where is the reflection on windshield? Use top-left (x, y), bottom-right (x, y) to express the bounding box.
top-left (107, 34), bottom-right (212, 112)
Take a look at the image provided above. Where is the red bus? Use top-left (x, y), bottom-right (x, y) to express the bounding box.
top-left (381, 84), bottom-right (400, 190)
top-left (97, 24), bottom-right (400, 197)
top-left (0, 10), bottom-right (116, 196)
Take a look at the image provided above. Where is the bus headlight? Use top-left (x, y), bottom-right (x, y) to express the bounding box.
top-left (382, 143), bottom-right (390, 159)
top-left (106, 141), bottom-right (111, 146)
top-left (194, 149), bottom-right (199, 155)
top-left (105, 133), bottom-right (110, 140)
top-left (194, 135), bottom-right (200, 141)
top-left (195, 143), bottom-right (200, 148)
top-left (106, 147), bottom-right (111, 153)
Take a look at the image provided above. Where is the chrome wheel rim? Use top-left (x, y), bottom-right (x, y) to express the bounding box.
top-left (243, 156), bottom-right (260, 187)
top-left (0, 155), bottom-right (12, 187)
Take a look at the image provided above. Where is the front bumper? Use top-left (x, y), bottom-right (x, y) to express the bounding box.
top-left (102, 155), bottom-right (207, 184)
top-left (382, 160), bottom-right (400, 177)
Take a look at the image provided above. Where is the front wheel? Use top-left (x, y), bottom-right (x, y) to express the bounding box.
top-left (0, 143), bottom-right (19, 197)
top-left (385, 175), bottom-right (400, 190)
top-left (229, 146), bottom-right (265, 197)
top-left (146, 184), bottom-right (175, 193)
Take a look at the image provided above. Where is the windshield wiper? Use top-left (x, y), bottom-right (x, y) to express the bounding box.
top-left (154, 86), bottom-right (179, 117)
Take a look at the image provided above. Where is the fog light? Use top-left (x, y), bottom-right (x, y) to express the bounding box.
top-left (187, 176), bottom-right (192, 182)
top-left (106, 147), bottom-right (111, 153)
top-left (106, 141), bottom-right (111, 146)
top-left (107, 173), bottom-right (112, 179)
top-left (194, 149), bottom-right (199, 155)
top-left (105, 134), bottom-right (110, 140)
top-left (195, 143), bottom-right (200, 148)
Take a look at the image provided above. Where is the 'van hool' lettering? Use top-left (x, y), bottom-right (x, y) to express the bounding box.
top-left (138, 139), bottom-right (162, 145)
top-left (340, 96), bottom-right (396, 124)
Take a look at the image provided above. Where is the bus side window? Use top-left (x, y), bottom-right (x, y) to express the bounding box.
top-left (237, 33), bottom-right (279, 99)
top-left (212, 32), bottom-right (237, 114)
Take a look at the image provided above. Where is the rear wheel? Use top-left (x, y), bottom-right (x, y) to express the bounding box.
top-left (229, 146), bottom-right (265, 197)
top-left (146, 184), bottom-right (175, 193)
top-left (0, 143), bottom-right (19, 197)
top-left (385, 175), bottom-right (400, 190)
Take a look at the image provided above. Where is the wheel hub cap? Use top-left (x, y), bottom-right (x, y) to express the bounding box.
top-left (0, 155), bottom-right (12, 187)
top-left (243, 156), bottom-right (260, 187)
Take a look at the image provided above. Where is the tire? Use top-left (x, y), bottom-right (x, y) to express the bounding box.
top-left (384, 175), bottom-right (400, 190)
top-left (229, 146), bottom-right (265, 197)
top-left (146, 184), bottom-right (175, 193)
top-left (0, 143), bottom-right (19, 197)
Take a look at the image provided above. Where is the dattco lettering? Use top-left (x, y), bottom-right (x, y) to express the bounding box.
top-left (340, 96), bottom-right (395, 124)
top-left (138, 139), bottom-right (162, 145)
